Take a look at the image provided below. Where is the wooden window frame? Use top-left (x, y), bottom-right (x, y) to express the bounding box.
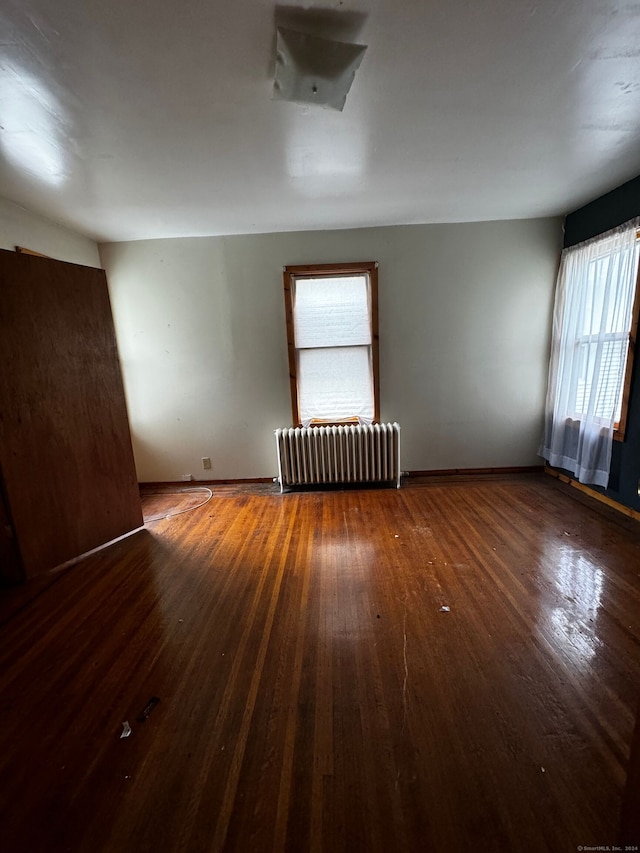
top-left (15, 246), bottom-right (50, 258)
top-left (614, 245), bottom-right (640, 441)
top-left (283, 261), bottom-right (380, 427)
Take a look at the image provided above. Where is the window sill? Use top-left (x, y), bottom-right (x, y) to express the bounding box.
top-left (303, 418), bottom-right (378, 428)
top-left (563, 416), bottom-right (625, 442)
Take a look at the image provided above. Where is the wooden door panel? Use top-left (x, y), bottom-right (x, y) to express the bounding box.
top-left (0, 249), bottom-right (142, 577)
top-left (0, 473), bottom-right (23, 586)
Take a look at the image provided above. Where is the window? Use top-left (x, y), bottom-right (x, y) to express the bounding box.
top-left (540, 220), bottom-right (640, 487)
top-left (283, 262), bottom-right (379, 426)
top-left (614, 231), bottom-right (640, 440)
top-left (567, 230), bottom-right (640, 438)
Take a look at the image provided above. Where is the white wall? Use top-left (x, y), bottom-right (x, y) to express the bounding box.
top-left (0, 195), bottom-right (100, 267)
top-left (100, 218), bottom-right (562, 481)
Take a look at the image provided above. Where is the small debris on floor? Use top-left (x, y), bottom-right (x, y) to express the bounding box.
top-left (439, 606), bottom-right (451, 612)
top-left (541, 766), bottom-right (546, 773)
top-left (376, 614), bottom-right (381, 619)
top-left (394, 534), bottom-right (399, 538)
top-left (137, 696), bottom-right (160, 723)
top-left (120, 721), bottom-right (132, 739)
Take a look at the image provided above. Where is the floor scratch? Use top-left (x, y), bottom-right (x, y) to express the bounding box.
top-left (401, 596), bottom-right (408, 733)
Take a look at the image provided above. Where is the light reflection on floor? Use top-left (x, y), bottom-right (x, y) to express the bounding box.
top-left (545, 540), bottom-right (604, 667)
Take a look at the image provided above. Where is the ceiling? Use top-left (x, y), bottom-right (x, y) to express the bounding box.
top-left (1, 0), bottom-right (639, 244)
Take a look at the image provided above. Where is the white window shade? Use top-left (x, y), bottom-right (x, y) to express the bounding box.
top-left (574, 337), bottom-right (628, 420)
top-left (293, 276), bottom-right (371, 348)
top-left (297, 346), bottom-right (374, 424)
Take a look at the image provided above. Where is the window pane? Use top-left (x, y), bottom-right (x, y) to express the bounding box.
top-left (293, 275), bottom-right (371, 349)
top-left (298, 346), bottom-right (374, 423)
top-left (584, 252), bottom-right (636, 335)
top-left (571, 240), bottom-right (638, 421)
top-left (574, 336), bottom-right (628, 419)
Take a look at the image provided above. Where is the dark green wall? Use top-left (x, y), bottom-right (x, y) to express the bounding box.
top-left (562, 174), bottom-right (640, 509)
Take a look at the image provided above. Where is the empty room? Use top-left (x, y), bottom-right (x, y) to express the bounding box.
top-left (1, 1), bottom-right (640, 851)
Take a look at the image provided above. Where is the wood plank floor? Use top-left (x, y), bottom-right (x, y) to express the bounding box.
top-left (1, 475), bottom-right (640, 852)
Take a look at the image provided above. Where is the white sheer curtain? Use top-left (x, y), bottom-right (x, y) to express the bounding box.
top-left (540, 218), bottom-right (639, 487)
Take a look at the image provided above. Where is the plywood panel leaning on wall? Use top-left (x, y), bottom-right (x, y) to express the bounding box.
top-left (0, 249), bottom-right (142, 579)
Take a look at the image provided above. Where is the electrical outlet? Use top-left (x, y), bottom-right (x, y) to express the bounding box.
top-left (181, 473), bottom-right (193, 481)
top-left (202, 457), bottom-right (212, 470)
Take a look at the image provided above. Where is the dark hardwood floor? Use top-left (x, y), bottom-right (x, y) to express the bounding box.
top-left (1, 474), bottom-right (639, 852)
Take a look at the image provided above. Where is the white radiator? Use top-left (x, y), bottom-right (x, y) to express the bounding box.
top-left (275, 423), bottom-right (401, 492)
